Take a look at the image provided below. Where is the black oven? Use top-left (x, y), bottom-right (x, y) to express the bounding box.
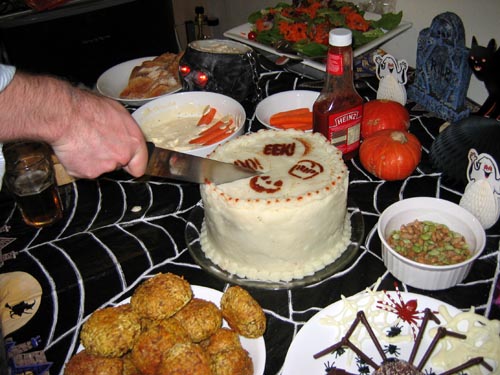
top-left (0, 0), bottom-right (179, 87)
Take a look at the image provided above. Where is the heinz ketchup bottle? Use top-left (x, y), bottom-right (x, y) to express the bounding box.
top-left (313, 28), bottom-right (363, 160)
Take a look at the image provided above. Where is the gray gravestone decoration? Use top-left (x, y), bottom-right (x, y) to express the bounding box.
top-left (407, 12), bottom-right (472, 121)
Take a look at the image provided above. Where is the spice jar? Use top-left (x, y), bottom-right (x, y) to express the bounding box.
top-left (313, 28), bottom-right (363, 160)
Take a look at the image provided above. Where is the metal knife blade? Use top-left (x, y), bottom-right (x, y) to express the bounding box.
top-left (146, 142), bottom-right (258, 184)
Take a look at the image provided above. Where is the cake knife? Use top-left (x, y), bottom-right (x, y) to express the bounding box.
top-left (145, 142), bottom-right (259, 184)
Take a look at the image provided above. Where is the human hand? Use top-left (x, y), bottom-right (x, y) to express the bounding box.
top-left (0, 72), bottom-right (148, 179)
top-left (50, 87), bottom-right (148, 179)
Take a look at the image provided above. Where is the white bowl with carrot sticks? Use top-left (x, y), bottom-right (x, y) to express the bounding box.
top-left (132, 92), bottom-right (246, 157)
top-left (255, 90), bottom-right (319, 132)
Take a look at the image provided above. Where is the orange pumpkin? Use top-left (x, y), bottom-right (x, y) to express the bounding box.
top-left (359, 130), bottom-right (422, 181)
top-left (361, 99), bottom-right (410, 139)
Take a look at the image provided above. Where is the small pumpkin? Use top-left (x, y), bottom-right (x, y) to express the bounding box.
top-left (359, 130), bottom-right (422, 181)
top-left (361, 99), bottom-right (410, 139)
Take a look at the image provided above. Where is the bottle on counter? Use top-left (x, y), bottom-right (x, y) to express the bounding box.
top-left (313, 28), bottom-right (363, 160)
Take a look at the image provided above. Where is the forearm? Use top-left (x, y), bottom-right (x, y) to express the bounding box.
top-left (0, 71), bottom-right (74, 143)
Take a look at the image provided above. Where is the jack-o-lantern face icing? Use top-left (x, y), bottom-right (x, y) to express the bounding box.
top-left (250, 175), bottom-right (284, 193)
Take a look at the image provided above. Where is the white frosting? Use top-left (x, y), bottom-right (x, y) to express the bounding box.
top-left (200, 129), bottom-right (351, 282)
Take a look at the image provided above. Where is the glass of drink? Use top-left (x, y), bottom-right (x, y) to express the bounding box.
top-left (3, 141), bottom-right (63, 227)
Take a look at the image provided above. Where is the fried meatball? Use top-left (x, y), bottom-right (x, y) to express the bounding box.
top-left (122, 353), bottom-right (142, 375)
top-left (64, 350), bottom-right (123, 375)
top-left (201, 327), bottom-right (242, 356)
top-left (80, 304), bottom-right (141, 357)
top-left (131, 326), bottom-right (188, 375)
top-left (220, 286), bottom-right (266, 338)
top-left (174, 298), bottom-right (223, 342)
top-left (157, 342), bottom-right (212, 375)
top-left (142, 316), bottom-right (191, 340)
top-left (131, 273), bottom-right (192, 320)
top-left (211, 347), bottom-right (253, 375)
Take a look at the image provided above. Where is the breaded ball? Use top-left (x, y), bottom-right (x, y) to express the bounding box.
top-left (122, 353), bottom-right (142, 375)
top-left (174, 298), bottom-right (223, 342)
top-left (201, 327), bottom-right (242, 356)
top-left (157, 342), bottom-right (212, 375)
top-left (80, 304), bottom-right (141, 357)
top-left (220, 286), bottom-right (266, 338)
top-left (64, 350), bottom-right (123, 375)
top-left (131, 325), bottom-right (188, 375)
top-left (141, 316), bottom-right (190, 341)
top-left (211, 347), bottom-right (253, 375)
top-left (131, 273), bottom-right (192, 320)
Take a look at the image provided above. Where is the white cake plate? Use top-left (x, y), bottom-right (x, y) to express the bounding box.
top-left (185, 199), bottom-right (364, 290)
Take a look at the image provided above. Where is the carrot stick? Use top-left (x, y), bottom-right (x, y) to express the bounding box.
top-left (270, 107), bottom-right (311, 119)
top-left (203, 130), bottom-right (235, 145)
top-left (273, 122), bottom-right (312, 131)
top-left (199, 118), bottom-right (233, 136)
top-left (269, 108), bottom-right (313, 126)
top-left (270, 115), bottom-right (312, 126)
top-left (190, 124), bottom-right (232, 145)
top-left (197, 106), bottom-right (217, 126)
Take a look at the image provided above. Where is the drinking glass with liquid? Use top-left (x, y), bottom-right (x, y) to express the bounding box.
top-left (313, 28), bottom-right (363, 160)
top-left (3, 141), bottom-right (63, 227)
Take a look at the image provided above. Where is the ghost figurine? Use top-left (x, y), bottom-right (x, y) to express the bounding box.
top-left (459, 148), bottom-right (500, 229)
top-left (374, 53), bottom-right (408, 105)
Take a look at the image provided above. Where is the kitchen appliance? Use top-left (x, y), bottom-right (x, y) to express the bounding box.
top-left (0, 0), bottom-right (180, 87)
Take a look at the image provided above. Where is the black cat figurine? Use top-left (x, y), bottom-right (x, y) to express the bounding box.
top-left (469, 36), bottom-right (500, 119)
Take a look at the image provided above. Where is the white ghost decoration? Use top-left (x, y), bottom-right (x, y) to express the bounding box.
top-left (374, 53), bottom-right (408, 105)
top-left (459, 148), bottom-right (500, 229)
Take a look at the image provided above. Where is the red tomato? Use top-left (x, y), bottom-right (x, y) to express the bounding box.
top-left (248, 31), bottom-right (257, 40)
top-left (361, 99), bottom-right (410, 139)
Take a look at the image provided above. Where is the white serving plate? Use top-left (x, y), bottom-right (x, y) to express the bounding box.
top-left (96, 56), bottom-right (181, 107)
top-left (223, 16), bottom-right (412, 72)
top-left (282, 290), bottom-right (498, 374)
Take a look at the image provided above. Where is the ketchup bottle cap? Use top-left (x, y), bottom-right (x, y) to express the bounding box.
top-left (329, 28), bottom-right (352, 47)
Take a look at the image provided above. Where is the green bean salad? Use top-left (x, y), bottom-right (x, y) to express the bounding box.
top-left (387, 220), bottom-right (471, 266)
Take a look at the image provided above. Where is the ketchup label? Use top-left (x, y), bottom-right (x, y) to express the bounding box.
top-left (326, 52), bottom-right (343, 75)
top-left (327, 105), bottom-right (362, 153)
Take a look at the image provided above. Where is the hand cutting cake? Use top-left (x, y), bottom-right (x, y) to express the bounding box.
top-left (200, 129), bottom-right (351, 282)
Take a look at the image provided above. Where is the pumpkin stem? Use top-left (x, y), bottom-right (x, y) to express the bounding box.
top-left (391, 131), bottom-right (408, 144)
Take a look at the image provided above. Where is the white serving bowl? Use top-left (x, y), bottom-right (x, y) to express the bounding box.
top-left (96, 57), bottom-right (181, 107)
top-left (377, 197), bottom-right (486, 291)
top-left (255, 90), bottom-right (319, 131)
top-left (132, 91), bottom-right (246, 157)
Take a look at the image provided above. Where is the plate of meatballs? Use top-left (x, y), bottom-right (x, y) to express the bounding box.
top-left (65, 272), bottom-right (267, 375)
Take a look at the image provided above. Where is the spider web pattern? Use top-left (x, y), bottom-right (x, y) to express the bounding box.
top-left (0, 66), bottom-right (498, 375)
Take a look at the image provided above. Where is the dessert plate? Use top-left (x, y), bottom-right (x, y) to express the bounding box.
top-left (282, 290), bottom-right (498, 375)
top-left (77, 285), bottom-right (266, 375)
top-left (185, 200), bottom-right (364, 290)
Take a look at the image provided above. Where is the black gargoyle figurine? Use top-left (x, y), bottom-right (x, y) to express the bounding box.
top-left (469, 37), bottom-right (500, 120)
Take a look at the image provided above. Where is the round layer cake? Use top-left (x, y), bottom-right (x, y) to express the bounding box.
top-left (200, 129), bottom-right (351, 282)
